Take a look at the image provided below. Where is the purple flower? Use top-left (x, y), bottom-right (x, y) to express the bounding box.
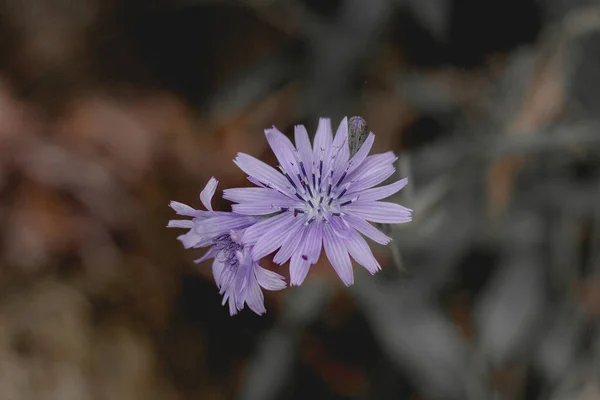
top-left (224, 117), bottom-right (412, 286)
top-left (168, 177), bottom-right (286, 315)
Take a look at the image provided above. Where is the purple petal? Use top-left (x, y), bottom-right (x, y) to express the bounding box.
top-left (223, 187), bottom-right (292, 204)
top-left (169, 201), bottom-right (210, 217)
top-left (352, 178), bottom-right (408, 203)
top-left (294, 124), bottom-right (313, 168)
top-left (344, 214), bottom-right (391, 245)
top-left (265, 127), bottom-right (302, 188)
top-left (346, 150), bottom-right (396, 180)
top-left (232, 203), bottom-right (281, 215)
top-left (273, 219), bottom-right (307, 265)
top-left (345, 152), bottom-right (398, 193)
top-left (243, 212), bottom-right (294, 245)
top-left (331, 117), bottom-right (350, 175)
top-left (313, 118), bottom-right (333, 155)
top-left (212, 258), bottom-right (226, 288)
top-left (234, 153), bottom-right (290, 193)
top-left (290, 253), bottom-right (311, 286)
top-left (225, 292), bottom-right (237, 316)
top-left (251, 214), bottom-right (299, 259)
top-left (194, 215), bottom-right (257, 238)
top-left (328, 216), bottom-right (352, 238)
top-left (247, 176), bottom-right (266, 188)
top-left (313, 118), bottom-right (333, 173)
top-left (344, 201), bottom-right (412, 224)
top-left (348, 165), bottom-right (396, 194)
top-left (303, 221), bottom-right (323, 263)
top-left (167, 220), bottom-right (194, 228)
top-left (177, 231), bottom-right (203, 249)
top-left (323, 225), bottom-right (354, 286)
top-left (244, 279), bottom-right (266, 315)
top-left (255, 265), bottom-right (286, 290)
top-left (346, 230), bottom-right (381, 274)
top-left (200, 177), bottom-right (218, 212)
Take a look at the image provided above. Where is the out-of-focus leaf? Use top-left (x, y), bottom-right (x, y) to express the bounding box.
top-left (474, 256), bottom-right (546, 366)
top-left (352, 277), bottom-right (474, 400)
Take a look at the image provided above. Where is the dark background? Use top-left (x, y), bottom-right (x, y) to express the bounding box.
top-left (0, 0), bottom-right (599, 399)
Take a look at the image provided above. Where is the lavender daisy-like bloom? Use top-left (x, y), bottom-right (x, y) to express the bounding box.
top-left (224, 117), bottom-right (412, 286)
top-left (168, 177), bottom-right (286, 315)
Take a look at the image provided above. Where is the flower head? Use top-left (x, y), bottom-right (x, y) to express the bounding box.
top-left (168, 177), bottom-right (286, 315)
top-left (225, 117), bottom-right (412, 286)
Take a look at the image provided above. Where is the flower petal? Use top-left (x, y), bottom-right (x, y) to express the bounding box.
top-left (331, 117), bottom-right (350, 175)
top-left (177, 231), bottom-right (203, 249)
top-left (212, 258), bottom-right (226, 288)
top-left (294, 124), bottom-right (313, 169)
top-left (169, 201), bottom-right (210, 217)
top-left (200, 177), bottom-right (218, 212)
top-left (244, 279), bottom-right (266, 315)
top-left (323, 225), bottom-right (354, 286)
top-left (345, 151), bottom-right (397, 190)
top-left (313, 118), bottom-right (333, 156)
top-left (255, 265), bottom-right (286, 290)
top-left (232, 203), bottom-right (281, 215)
top-left (344, 201), bottom-right (412, 224)
top-left (303, 221), bottom-right (323, 263)
top-left (343, 215), bottom-right (391, 245)
top-left (273, 219), bottom-right (307, 265)
top-left (195, 215), bottom-right (257, 238)
top-left (346, 230), bottom-right (381, 274)
top-left (234, 153), bottom-right (291, 194)
top-left (251, 214), bottom-right (300, 259)
top-left (265, 127), bottom-right (302, 188)
top-left (223, 187), bottom-right (293, 204)
top-left (290, 253), bottom-right (311, 286)
top-left (243, 212), bottom-right (294, 245)
top-left (167, 220), bottom-right (194, 228)
top-left (313, 118), bottom-right (333, 173)
top-left (352, 178), bottom-right (408, 203)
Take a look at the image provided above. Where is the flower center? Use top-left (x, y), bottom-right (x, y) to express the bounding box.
top-left (277, 145), bottom-right (358, 225)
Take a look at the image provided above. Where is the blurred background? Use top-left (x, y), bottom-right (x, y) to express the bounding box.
top-left (0, 0), bottom-right (599, 399)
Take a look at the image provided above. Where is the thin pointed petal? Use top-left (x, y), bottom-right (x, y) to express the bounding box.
top-left (255, 266), bottom-right (286, 290)
top-left (290, 253), bottom-right (311, 286)
top-left (243, 212), bottom-right (294, 245)
top-left (345, 201), bottom-right (412, 224)
top-left (323, 225), bottom-right (354, 286)
top-left (167, 220), bottom-right (194, 228)
top-left (346, 230), bottom-right (381, 274)
top-left (200, 177), bottom-right (218, 211)
top-left (234, 153), bottom-right (290, 193)
top-left (294, 124), bottom-right (313, 167)
top-left (352, 178), bottom-right (408, 203)
top-left (344, 215), bottom-right (391, 245)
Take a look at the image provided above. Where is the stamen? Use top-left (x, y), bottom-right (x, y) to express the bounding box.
top-left (337, 182), bottom-right (352, 199)
top-left (299, 160), bottom-right (307, 178)
top-left (335, 165), bottom-right (350, 187)
top-left (283, 172), bottom-right (297, 189)
top-left (326, 170), bottom-right (333, 197)
top-left (340, 196), bottom-right (358, 207)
